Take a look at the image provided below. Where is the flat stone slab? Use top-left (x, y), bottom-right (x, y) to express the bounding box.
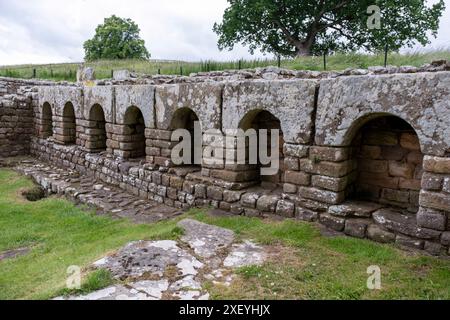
top-left (55, 222), bottom-right (267, 301)
top-left (328, 201), bottom-right (384, 218)
top-left (178, 219), bottom-right (235, 259)
top-left (16, 160), bottom-right (183, 224)
top-left (224, 241), bottom-right (266, 268)
top-left (373, 209), bottom-right (441, 240)
top-left (93, 240), bottom-right (204, 280)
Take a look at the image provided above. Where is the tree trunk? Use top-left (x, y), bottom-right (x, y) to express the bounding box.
top-left (295, 43), bottom-right (312, 57)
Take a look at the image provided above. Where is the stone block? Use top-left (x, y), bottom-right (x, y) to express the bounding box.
top-left (276, 200), bottom-right (295, 218)
top-left (417, 207), bottom-right (447, 231)
top-left (380, 146), bottom-right (407, 161)
top-left (320, 213), bottom-right (345, 232)
top-left (419, 191), bottom-right (450, 212)
top-left (256, 195), bottom-right (280, 212)
top-left (312, 175), bottom-right (348, 192)
top-left (389, 161), bottom-right (415, 179)
top-left (328, 201), bottom-right (383, 218)
top-left (296, 207), bottom-right (319, 222)
top-left (360, 145), bottom-right (381, 159)
top-left (381, 189), bottom-right (410, 204)
top-left (283, 183), bottom-right (297, 194)
top-left (284, 157), bottom-right (300, 171)
top-left (309, 146), bottom-right (349, 162)
top-left (424, 241), bottom-right (443, 256)
top-left (300, 159), bottom-right (354, 178)
top-left (441, 232), bottom-right (450, 246)
top-left (423, 156), bottom-right (450, 174)
top-left (358, 159), bottom-right (388, 174)
top-left (365, 130), bottom-right (398, 146)
top-left (344, 219), bottom-right (370, 238)
top-left (367, 225), bottom-right (396, 243)
top-left (396, 235), bottom-right (424, 250)
top-left (207, 186), bottom-right (223, 201)
top-left (284, 171), bottom-right (311, 186)
top-left (298, 187), bottom-right (345, 205)
top-left (400, 133), bottom-right (420, 151)
top-left (283, 144), bottom-right (309, 158)
top-left (241, 192), bottom-right (261, 208)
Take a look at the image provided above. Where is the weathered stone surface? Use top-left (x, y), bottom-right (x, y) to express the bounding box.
top-left (423, 156), bottom-right (450, 173)
top-left (345, 219), bottom-right (370, 238)
top-left (417, 208), bottom-right (447, 231)
top-left (223, 241), bottom-right (266, 268)
top-left (320, 213), bottom-right (345, 232)
top-left (256, 195), bottom-right (280, 212)
top-left (315, 73), bottom-right (450, 157)
top-left (296, 207), bottom-right (319, 222)
top-left (441, 232), bottom-right (450, 246)
top-left (299, 187), bottom-right (345, 205)
top-left (178, 219), bottom-right (235, 259)
top-left (424, 241), bottom-right (443, 256)
top-left (312, 175), bottom-right (348, 192)
top-left (373, 209), bottom-right (441, 240)
top-left (155, 83), bottom-right (223, 130)
top-left (328, 201), bottom-right (383, 218)
top-left (222, 80), bottom-right (317, 144)
top-left (420, 190), bottom-right (450, 211)
top-left (276, 200), bottom-right (295, 217)
top-left (284, 171), bottom-right (311, 186)
top-left (367, 225), bottom-right (396, 243)
top-left (115, 85), bottom-right (155, 128)
top-left (396, 235), bottom-right (424, 250)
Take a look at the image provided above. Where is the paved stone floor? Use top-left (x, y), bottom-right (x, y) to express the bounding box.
top-left (16, 159), bottom-right (183, 224)
top-left (54, 219), bottom-right (266, 300)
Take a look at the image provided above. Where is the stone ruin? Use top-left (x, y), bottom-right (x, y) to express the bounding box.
top-left (1, 62), bottom-right (450, 256)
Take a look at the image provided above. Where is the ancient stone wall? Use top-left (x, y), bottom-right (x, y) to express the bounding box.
top-left (0, 78), bottom-right (56, 157)
top-left (3, 64), bottom-right (450, 255)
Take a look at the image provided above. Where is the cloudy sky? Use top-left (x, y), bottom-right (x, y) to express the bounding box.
top-left (1, 0), bottom-right (450, 66)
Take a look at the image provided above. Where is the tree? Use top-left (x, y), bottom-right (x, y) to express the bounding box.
top-left (213, 0), bottom-right (445, 57)
top-left (84, 15), bottom-right (150, 61)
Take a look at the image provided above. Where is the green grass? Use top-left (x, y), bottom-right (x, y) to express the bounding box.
top-left (0, 169), bottom-right (449, 300)
top-left (0, 169), bottom-right (181, 300)
top-left (1, 50), bottom-right (450, 82)
top-left (190, 210), bottom-right (450, 300)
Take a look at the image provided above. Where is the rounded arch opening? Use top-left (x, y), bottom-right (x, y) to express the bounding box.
top-left (348, 115), bottom-right (423, 212)
top-left (239, 110), bottom-right (285, 188)
top-left (123, 106), bottom-right (146, 159)
top-left (170, 108), bottom-right (201, 169)
top-left (87, 104), bottom-right (107, 152)
top-left (62, 102), bottom-right (76, 144)
top-left (41, 102), bottom-right (53, 138)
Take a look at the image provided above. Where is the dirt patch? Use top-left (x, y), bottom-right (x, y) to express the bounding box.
top-left (0, 247), bottom-right (31, 262)
top-left (21, 186), bottom-right (46, 202)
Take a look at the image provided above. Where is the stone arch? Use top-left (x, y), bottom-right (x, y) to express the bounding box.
top-left (170, 107), bottom-right (201, 168)
top-left (41, 102), bottom-right (53, 138)
top-left (238, 109), bottom-right (285, 188)
top-left (123, 106), bottom-right (146, 159)
top-left (86, 104), bottom-right (107, 152)
top-left (346, 114), bottom-right (424, 212)
top-left (341, 112), bottom-right (425, 152)
top-left (61, 102), bottom-right (76, 144)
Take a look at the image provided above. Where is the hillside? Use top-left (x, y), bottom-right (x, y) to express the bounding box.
top-left (1, 51), bottom-right (450, 82)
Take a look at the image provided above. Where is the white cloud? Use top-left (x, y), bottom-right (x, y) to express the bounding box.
top-left (0, 0), bottom-right (449, 66)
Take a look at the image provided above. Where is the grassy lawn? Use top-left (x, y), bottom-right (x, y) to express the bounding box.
top-left (0, 169), bottom-right (181, 300)
top-left (0, 168), bottom-right (449, 300)
top-left (191, 212), bottom-right (450, 300)
top-left (1, 50), bottom-right (450, 82)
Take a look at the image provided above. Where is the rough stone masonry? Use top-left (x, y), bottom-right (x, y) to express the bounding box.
top-left (1, 61), bottom-right (450, 256)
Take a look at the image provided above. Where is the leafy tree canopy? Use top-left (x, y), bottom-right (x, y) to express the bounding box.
top-left (84, 15), bottom-right (150, 61)
top-left (214, 0), bottom-right (445, 56)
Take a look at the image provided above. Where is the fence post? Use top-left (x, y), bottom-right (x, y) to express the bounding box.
top-left (50, 69), bottom-right (54, 78)
top-left (384, 44), bottom-right (388, 68)
top-left (111, 69), bottom-right (114, 78)
top-left (158, 68), bottom-right (161, 75)
top-left (33, 68), bottom-right (36, 78)
top-left (180, 66), bottom-right (183, 76)
top-left (277, 55), bottom-right (281, 68)
top-left (238, 60), bottom-right (242, 70)
top-left (323, 51), bottom-right (327, 71)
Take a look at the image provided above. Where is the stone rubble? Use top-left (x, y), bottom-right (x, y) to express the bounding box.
top-left (55, 219), bottom-right (267, 301)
